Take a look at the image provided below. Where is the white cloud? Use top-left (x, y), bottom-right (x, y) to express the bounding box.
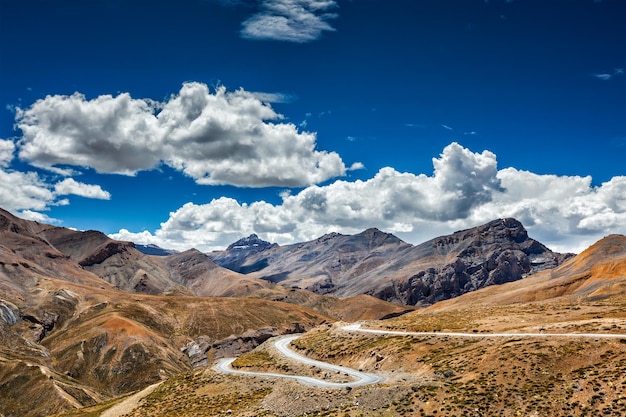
top-left (250, 91), bottom-right (295, 103)
top-left (348, 162), bottom-right (365, 171)
top-left (0, 167), bottom-right (112, 218)
top-left (459, 170), bottom-right (626, 253)
top-left (241, 0), bottom-right (338, 42)
top-left (0, 168), bottom-right (55, 213)
top-left (111, 143), bottom-right (626, 254)
top-left (593, 68), bottom-right (624, 81)
top-left (17, 210), bottom-right (59, 224)
top-left (54, 178), bottom-right (111, 200)
top-left (15, 82), bottom-right (349, 187)
top-left (0, 139), bottom-right (110, 215)
top-left (594, 73), bottom-right (613, 81)
top-left (17, 92), bottom-right (162, 175)
top-left (0, 139), bottom-right (15, 167)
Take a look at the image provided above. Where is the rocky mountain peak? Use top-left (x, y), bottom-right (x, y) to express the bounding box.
top-left (429, 218), bottom-right (530, 253)
top-left (315, 232), bottom-right (343, 243)
top-left (226, 233), bottom-right (274, 251)
top-left (210, 234), bottom-right (277, 274)
top-left (481, 217), bottom-right (528, 242)
top-left (356, 227), bottom-right (406, 247)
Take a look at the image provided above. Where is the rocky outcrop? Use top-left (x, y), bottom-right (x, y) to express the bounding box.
top-left (182, 323), bottom-right (306, 369)
top-left (367, 218), bottom-right (573, 305)
top-left (0, 300), bottom-right (19, 325)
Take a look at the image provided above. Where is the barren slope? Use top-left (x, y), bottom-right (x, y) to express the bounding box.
top-left (0, 208), bottom-right (336, 417)
top-left (0, 272), bottom-right (332, 417)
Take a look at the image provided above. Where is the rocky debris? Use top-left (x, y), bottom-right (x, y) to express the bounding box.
top-left (182, 336), bottom-right (212, 369)
top-left (20, 311), bottom-right (59, 342)
top-left (53, 289), bottom-right (79, 308)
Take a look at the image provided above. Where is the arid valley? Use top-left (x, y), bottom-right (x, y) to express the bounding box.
top-left (1, 208), bottom-right (625, 416)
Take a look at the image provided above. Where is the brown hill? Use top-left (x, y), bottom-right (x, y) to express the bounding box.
top-left (0, 270), bottom-right (333, 417)
top-left (0, 208), bottom-right (339, 416)
top-left (126, 234), bottom-right (623, 417)
top-left (0, 207), bottom-right (415, 416)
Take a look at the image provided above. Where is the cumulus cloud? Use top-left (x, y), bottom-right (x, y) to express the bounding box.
top-left (15, 82), bottom-right (348, 187)
top-left (111, 142), bottom-right (626, 254)
top-left (17, 210), bottom-right (59, 224)
top-left (0, 169), bottom-right (56, 213)
top-left (464, 170), bottom-right (626, 253)
top-left (16, 92), bottom-right (162, 174)
top-left (241, 0), bottom-right (338, 42)
top-left (0, 140), bottom-right (110, 215)
top-left (54, 178), bottom-right (111, 200)
top-left (0, 139), bottom-right (15, 167)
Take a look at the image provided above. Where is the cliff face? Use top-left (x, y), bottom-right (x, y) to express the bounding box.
top-left (366, 218), bottom-right (573, 305)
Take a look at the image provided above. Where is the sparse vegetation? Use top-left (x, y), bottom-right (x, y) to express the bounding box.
top-left (53, 300), bottom-right (626, 416)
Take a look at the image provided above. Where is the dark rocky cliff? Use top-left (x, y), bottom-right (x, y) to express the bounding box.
top-left (368, 218), bottom-right (573, 305)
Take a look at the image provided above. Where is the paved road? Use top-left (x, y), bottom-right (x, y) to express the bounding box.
top-left (213, 334), bottom-right (382, 388)
top-left (342, 323), bottom-right (626, 339)
top-left (214, 323), bottom-right (626, 388)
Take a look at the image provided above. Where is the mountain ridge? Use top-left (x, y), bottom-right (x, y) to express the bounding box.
top-left (210, 218), bottom-right (573, 306)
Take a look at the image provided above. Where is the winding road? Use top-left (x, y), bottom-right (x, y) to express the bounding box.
top-left (342, 323), bottom-right (626, 339)
top-left (213, 323), bottom-right (626, 388)
top-left (214, 334), bottom-right (381, 388)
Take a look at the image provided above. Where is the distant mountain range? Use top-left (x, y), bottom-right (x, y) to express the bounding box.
top-left (134, 243), bottom-right (179, 256)
top-left (209, 218), bottom-right (573, 306)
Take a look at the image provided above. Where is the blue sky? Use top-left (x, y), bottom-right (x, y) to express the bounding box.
top-left (0, 0), bottom-right (624, 253)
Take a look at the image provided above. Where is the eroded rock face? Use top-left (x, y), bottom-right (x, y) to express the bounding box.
top-left (370, 218), bottom-right (573, 305)
top-left (79, 241), bottom-right (135, 267)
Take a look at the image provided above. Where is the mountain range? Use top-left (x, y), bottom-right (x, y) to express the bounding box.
top-left (209, 218), bottom-right (572, 305)
top-left (1, 207), bottom-right (624, 416)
